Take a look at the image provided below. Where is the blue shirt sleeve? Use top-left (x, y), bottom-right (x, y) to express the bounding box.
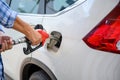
top-left (0, 0), bottom-right (17, 28)
top-left (0, 25), bottom-right (4, 32)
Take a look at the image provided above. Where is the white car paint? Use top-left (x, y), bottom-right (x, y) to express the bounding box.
top-left (2, 0), bottom-right (120, 80)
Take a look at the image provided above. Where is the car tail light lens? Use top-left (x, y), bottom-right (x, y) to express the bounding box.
top-left (83, 2), bottom-right (120, 54)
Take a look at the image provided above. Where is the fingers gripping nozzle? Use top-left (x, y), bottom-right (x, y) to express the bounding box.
top-left (23, 24), bottom-right (49, 55)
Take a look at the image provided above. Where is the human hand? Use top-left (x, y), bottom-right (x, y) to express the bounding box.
top-left (0, 32), bottom-right (12, 52)
top-left (26, 29), bottom-right (42, 46)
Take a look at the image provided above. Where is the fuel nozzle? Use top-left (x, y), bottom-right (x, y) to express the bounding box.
top-left (36, 29), bottom-right (49, 46)
top-left (23, 25), bottom-right (49, 55)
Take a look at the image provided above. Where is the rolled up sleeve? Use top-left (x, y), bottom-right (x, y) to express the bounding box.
top-left (0, 0), bottom-right (17, 28)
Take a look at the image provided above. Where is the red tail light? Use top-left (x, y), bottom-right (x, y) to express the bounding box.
top-left (83, 2), bottom-right (120, 54)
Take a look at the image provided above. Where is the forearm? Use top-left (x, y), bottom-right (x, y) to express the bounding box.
top-left (13, 17), bottom-right (34, 38)
top-left (12, 16), bottom-right (42, 45)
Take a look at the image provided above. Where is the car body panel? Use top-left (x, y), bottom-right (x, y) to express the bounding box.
top-left (2, 0), bottom-right (120, 80)
top-left (32, 0), bottom-right (120, 80)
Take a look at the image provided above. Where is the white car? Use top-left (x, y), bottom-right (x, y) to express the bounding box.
top-left (2, 0), bottom-right (120, 80)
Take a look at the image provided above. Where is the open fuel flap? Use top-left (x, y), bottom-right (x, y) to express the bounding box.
top-left (47, 31), bottom-right (62, 52)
